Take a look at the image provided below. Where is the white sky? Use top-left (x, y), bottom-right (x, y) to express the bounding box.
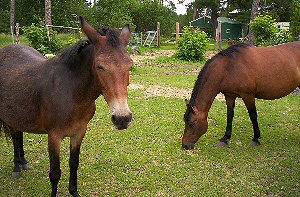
top-left (173, 0), bottom-right (193, 15)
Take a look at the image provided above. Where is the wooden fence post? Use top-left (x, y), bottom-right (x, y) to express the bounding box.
top-left (157, 22), bottom-right (160, 48)
top-left (176, 22), bottom-right (180, 41)
top-left (15, 23), bottom-right (20, 44)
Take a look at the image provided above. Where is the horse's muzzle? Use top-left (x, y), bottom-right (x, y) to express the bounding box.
top-left (111, 113), bottom-right (133, 130)
top-left (182, 142), bottom-right (195, 150)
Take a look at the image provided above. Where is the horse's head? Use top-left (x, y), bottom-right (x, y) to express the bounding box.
top-left (182, 100), bottom-right (208, 150)
top-left (80, 16), bottom-right (133, 130)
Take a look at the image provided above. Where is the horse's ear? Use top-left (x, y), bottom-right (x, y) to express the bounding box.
top-left (79, 16), bottom-right (100, 44)
top-left (119, 24), bottom-right (131, 47)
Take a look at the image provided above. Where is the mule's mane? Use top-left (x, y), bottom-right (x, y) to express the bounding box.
top-left (188, 42), bottom-right (251, 107)
top-left (97, 27), bottom-right (121, 48)
top-left (58, 40), bottom-right (91, 64)
top-left (58, 27), bottom-right (122, 64)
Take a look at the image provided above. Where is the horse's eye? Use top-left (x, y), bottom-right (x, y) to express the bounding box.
top-left (97, 65), bottom-right (105, 71)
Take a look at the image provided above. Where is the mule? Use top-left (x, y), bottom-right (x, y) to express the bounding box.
top-left (182, 42), bottom-right (300, 150)
top-left (0, 16), bottom-right (133, 196)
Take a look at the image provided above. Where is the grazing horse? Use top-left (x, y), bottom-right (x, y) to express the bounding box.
top-left (0, 16), bottom-right (133, 196)
top-left (182, 42), bottom-right (300, 150)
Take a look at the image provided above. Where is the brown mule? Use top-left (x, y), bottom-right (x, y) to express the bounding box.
top-left (0, 16), bottom-right (133, 196)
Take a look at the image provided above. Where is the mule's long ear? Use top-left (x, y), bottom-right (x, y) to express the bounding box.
top-left (79, 16), bottom-right (100, 44)
top-left (119, 24), bottom-right (131, 47)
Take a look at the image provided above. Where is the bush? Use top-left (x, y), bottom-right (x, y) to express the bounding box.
top-left (175, 27), bottom-right (209, 62)
top-left (250, 15), bottom-right (293, 46)
top-left (23, 23), bottom-right (62, 55)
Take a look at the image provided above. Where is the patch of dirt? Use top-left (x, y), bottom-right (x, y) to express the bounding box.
top-left (131, 50), bottom-right (177, 62)
top-left (128, 83), bottom-right (225, 101)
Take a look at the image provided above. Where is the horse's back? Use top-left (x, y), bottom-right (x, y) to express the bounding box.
top-left (220, 42), bottom-right (300, 100)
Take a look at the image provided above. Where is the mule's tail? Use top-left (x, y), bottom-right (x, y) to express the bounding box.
top-left (0, 119), bottom-right (13, 138)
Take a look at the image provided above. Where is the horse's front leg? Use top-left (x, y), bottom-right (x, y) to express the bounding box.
top-left (48, 134), bottom-right (62, 197)
top-left (242, 97), bottom-right (261, 146)
top-left (69, 131), bottom-right (86, 197)
top-left (218, 95), bottom-right (236, 147)
top-left (11, 130), bottom-right (30, 178)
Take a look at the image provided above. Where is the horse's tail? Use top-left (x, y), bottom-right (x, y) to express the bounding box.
top-left (0, 119), bottom-right (13, 138)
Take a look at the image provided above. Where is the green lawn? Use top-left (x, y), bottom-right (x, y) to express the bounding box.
top-left (0, 41), bottom-right (299, 197)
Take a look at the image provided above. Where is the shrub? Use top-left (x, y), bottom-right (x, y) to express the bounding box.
top-left (175, 27), bottom-right (209, 62)
top-left (23, 23), bottom-right (62, 55)
top-left (250, 15), bottom-right (292, 46)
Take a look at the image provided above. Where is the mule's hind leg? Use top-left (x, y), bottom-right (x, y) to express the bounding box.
top-left (218, 95), bottom-right (236, 147)
top-left (11, 130), bottom-right (30, 178)
top-left (242, 97), bottom-right (261, 146)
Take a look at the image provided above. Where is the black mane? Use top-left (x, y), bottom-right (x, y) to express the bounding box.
top-left (218, 42), bottom-right (251, 57)
top-left (58, 40), bottom-right (91, 65)
top-left (188, 43), bottom-right (251, 107)
top-left (98, 27), bottom-right (121, 48)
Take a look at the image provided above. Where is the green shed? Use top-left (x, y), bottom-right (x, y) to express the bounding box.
top-left (190, 16), bottom-right (211, 29)
top-left (217, 17), bottom-right (244, 40)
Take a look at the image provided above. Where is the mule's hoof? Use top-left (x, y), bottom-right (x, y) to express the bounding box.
top-left (12, 171), bottom-right (22, 178)
top-left (250, 140), bottom-right (260, 146)
top-left (22, 163), bottom-right (30, 170)
top-left (217, 141), bottom-right (228, 147)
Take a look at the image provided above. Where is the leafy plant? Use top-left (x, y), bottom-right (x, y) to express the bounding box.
top-left (23, 23), bottom-right (62, 55)
top-left (175, 26), bottom-right (209, 62)
top-left (250, 15), bottom-right (292, 46)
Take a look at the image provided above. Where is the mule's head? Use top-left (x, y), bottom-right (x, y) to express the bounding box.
top-left (182, 100), bottom-right (208, 150)
top-left (80, 16), bottom-right (133, 130)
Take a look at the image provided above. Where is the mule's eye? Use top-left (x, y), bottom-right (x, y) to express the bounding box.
top-left (97, 65), bottom-right (105, 71)
top-left (188, 120), bottom-right (196, 127)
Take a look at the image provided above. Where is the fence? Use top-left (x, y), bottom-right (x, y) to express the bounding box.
top-left (45, 25), bottom-right (82, 41)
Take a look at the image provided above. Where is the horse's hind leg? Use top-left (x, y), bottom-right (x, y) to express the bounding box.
top-left (11, 130), bottom-right (30, 178)
top-left (218, 95), bottom-right (236, 147)
top-left (242, 97), bottom-right (261, 146)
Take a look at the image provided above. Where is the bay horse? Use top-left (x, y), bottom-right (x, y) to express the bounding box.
top-left (182, 42), bottom-right (300, 150)
top-left (0, 16), bottom-right (133, 196)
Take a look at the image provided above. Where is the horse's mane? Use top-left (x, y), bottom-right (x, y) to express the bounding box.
top-left (218, 42), bottom-right (251, 57)
top-left (188, 42), bottom-right (251, 107)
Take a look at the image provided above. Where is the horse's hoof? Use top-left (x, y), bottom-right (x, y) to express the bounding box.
top-left (12, 171), bottom-right (22, 178)
top-left (250, 140), bottom-right (260, 146)
top-left (22, 163), bottom-right (30, 170)
top-left (217, 141), bottom-right (228, 147)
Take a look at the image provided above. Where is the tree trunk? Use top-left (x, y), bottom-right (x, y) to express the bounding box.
top-left (10, 0), bottom-right (15, 43)
top-left (45, 0), bottom-right (52, 26)
top-left (248, 0), bottom-right (260, 45)
top-left (193, 0), bottom-right (199, 20)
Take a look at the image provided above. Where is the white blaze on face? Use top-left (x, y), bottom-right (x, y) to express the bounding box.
top-left (109, 97), bottom-right (131, 117)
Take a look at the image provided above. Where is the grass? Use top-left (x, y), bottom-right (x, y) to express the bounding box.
top-left (0, 38), bottom-right (299, 197)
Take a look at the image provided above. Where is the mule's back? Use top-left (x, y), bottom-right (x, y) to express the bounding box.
top-left (0, 44), bottom-right (46, 67)
top-left (0, 45), bottom-right (47, 133)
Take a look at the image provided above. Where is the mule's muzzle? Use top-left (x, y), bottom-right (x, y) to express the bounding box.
top-left (111, 113), bottom-right (133, 130)
top-left (182, 142), bottom-right (195, 150)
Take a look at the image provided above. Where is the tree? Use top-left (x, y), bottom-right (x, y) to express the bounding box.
top-left (290, 0), bottom-right (300, 39)
top-left (248, 0), bottom-right (260, 44)
top-left (45, 0), bottom-right (52, 26)
top-left (10, 0), bottom-right (15, 41)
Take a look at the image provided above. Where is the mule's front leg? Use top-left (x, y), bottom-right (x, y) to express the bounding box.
top-left (69, 133), bottom-right (85, 197)
top-left (218, 96), bottom-right (236, 147)
top-left (48, 135), bottom-right (62, 197)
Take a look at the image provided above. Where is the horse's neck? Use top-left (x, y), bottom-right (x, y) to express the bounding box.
top-left (194, 87), bottom-right (219, 115)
